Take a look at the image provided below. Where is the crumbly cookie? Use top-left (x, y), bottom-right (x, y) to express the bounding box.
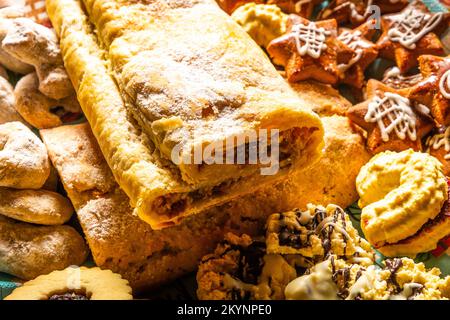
top-left (285, 256), bottom-right (450, 300)
top-left (197, 233), bottom-right (297, 300)
top-left (265, 204), bottom-right (374, 265)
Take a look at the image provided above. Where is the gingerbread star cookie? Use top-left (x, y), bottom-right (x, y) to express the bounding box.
top-left (426, 126), bottom-right (450, 177)
top-left (381, 67), bottom-right (423, 90)
top-left (217, 0), bottom-right (320, 17)
top-left (337, 21), bottom-right (378, 88)
top-left (377, 0), bottom-right (450, 73)
top-left (267, 15), bottom-right (353, 84)
top-left (409, 55), bottom-right (450, 126)
top-left (347, 79), bottom-right (434, 154)
top-left (318, 0), bottom-right (409, 26)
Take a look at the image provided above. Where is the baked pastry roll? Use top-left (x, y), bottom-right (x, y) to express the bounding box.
top-left (41, 115), bottom-right (365, 290)
top-left (46, 0), bottom-right (323, 229)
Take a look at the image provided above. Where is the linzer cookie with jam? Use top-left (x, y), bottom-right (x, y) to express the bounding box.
top-left (265, 204), bottom-right (374, 265)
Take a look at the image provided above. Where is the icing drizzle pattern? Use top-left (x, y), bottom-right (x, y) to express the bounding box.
top-left (337, 30), bottom-right (372, 73)
top-left (364, 92), bottom-right (417, 142)
top-left (426, 127), bottom-right (450, 160)
top-left (439, 69), bottom-right (450, 99)
top-left (292, 22), bottom-right (331, 59)
top-left (387, 7), bottom-right (443, 49)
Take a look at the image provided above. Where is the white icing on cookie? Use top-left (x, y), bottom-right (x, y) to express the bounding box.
top-left (426, 127), bottom-right (450, 160)
top-left (364, 92), bottom-right (417, 142)
top-left (337, 30), bottom-right (372, 73)
top-left (292, 22), bottom-right (331, 59)
top-left (439, 69), bottom-right (450, 99)
top-left (333, 0), bottom-right (373, 22)
top-left (387, 7), bottom-right (443, 49)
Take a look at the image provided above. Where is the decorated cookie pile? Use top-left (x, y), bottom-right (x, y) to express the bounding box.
top-left (227, 0), bottom-right (450, 159)
top-left (0, 5), bottom-right (89, 285)
top-left (197, 203), bottom-right (450, 300)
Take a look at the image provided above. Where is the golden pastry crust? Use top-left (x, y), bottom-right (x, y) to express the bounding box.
top-left (14, 72), bottom-right (81, 129)
top-left (0, 187), bottom-right (73, 225)
top-left (289, 81), bottom-right (352, 116)
top-left (47, 0), bottom-right (324, 229)
top-left (0, 121), bottom-right (50, 189)
top-left (5, 267), bottom-right (132, 300)
top-left (41, 114), bottom-right (365, 291)
top-left (218, 116), bottom-right (371, 215)
top-left (0, 215), bottom-right (88, 280)
top-left (357, 150), bottom-right (448, 254)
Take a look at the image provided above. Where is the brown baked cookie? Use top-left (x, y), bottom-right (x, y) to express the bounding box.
top-left (197, 233), bottom-right (296, 300)
top-left (0, 215), bottom-right (88, 280)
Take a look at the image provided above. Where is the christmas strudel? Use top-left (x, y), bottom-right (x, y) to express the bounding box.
top-left (46, 0), bottom-right (323, 229)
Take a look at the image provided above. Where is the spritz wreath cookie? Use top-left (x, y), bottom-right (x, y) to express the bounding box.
top-left (5, 267), bottom-right (132, 300)
top-left (356, 149), bottom-right (448, 256)
top-left (231, 3), bottom-right (288, 48)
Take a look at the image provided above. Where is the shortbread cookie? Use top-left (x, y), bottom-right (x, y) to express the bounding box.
top-left (5, 267), bottom-right (132, 300)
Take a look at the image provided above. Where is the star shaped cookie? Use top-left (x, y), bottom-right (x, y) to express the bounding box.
top-left (377, 0), bottom-right (450, 73)
top-left (267, 15), bottom-right (353, 84)
top-left (337, 21), bottom-right (378, 88)
top-left (347, 79), bottom-right (434, 154)
top-left (426, 126), bottom-right (450, 177)
top-left (217, 0), bottom-right (320, 17)
top-left (381, 66), bottom-right (423, 90)
top-left (318, 0), bottom-right (409, 26)
top-left (409, 55), bottom-right (450, 126)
